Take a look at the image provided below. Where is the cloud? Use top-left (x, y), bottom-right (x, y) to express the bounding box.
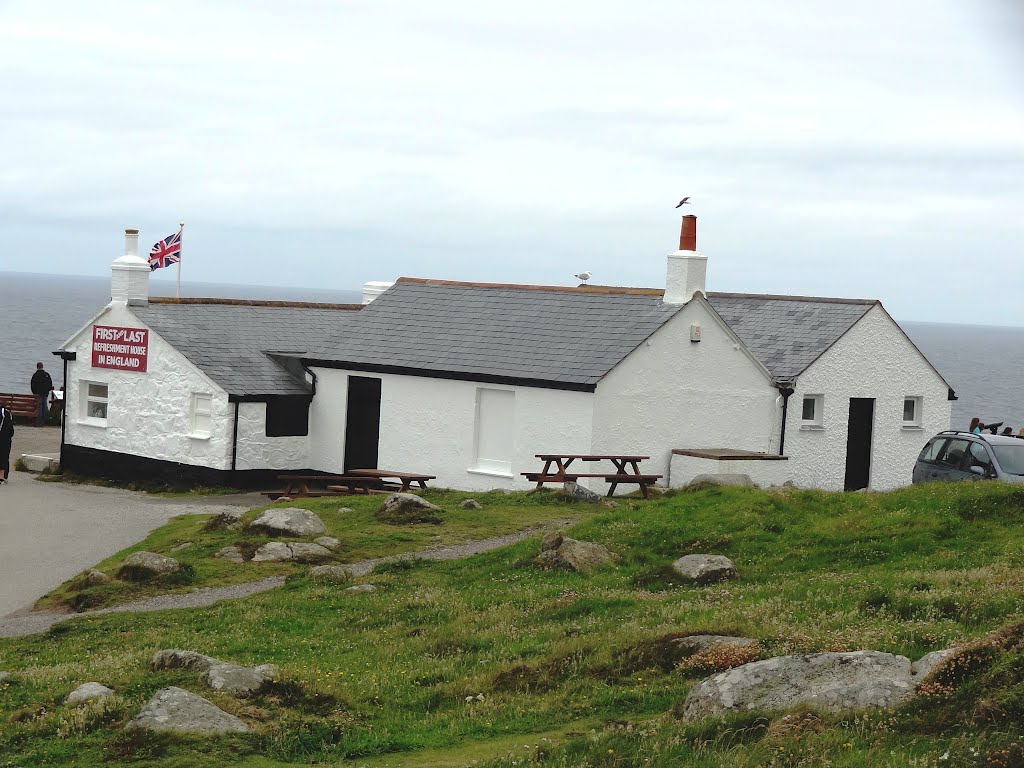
top-left (0, 0), bottom-right (1021, 324)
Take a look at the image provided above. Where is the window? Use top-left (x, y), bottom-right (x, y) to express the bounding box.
top-left (473, 388), bottom-right (514, 475)
top-left (190, 393), bottom-right (212, 438)
top-left (918, 438), bottom-right (946, 462)
top-left (266, 397), bottom-right (310, 437)
top-left (937, 438), bottom-right (970, 468)
top-left (903, 396), bottom-right (923, 428)
top-left (966, 442), bottom-right (993, 475)
top-left (800, 395), bottom-right (823, 428)
top-left (81, 381), bottom-right (108, 425)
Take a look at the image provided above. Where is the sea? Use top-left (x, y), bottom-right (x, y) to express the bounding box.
top-left (1, 271), bottom-right (1022, 432)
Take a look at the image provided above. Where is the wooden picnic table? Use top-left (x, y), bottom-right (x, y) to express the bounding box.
top-left (346, 469), bottom-right (436, 492)
top-left (523, 454), bottom-right (662, 499)
top-left (265, 474), bottom-right (354, 500)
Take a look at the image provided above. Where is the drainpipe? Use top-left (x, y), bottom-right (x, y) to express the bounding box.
top-left (230, 399), bottom-right (240, 473)
top-left (52, 350), bottom-right (76, 461)
top-left (776, 384), bottom-right (795, 456)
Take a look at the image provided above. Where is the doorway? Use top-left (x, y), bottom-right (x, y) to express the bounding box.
top-left (344, 376), bottom-right (381, 471)
top-left (844, 397), bottom-right (875, 491)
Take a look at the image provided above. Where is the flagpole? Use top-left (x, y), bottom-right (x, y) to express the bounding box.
top-left (176, 220), bottom-right (184, 299)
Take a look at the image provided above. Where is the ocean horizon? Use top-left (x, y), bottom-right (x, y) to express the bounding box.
top-left (3, 270), bottom-right (1022, 433)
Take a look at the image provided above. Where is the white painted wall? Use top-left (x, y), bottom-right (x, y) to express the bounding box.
top-left (784, 305), bottom-right (951, 491)
top-left (234, 401), bottom-right (311, 470)
top-left (64, 303), bottom-right (313, 471)
top-left (592, 298), bottom-right (779, 482)
top-left (669, 454), bottom-right (792, 488)
top-left (308, 368), bottom-right (595, 491)
top-left (64, 304), bottom-right (234, 469)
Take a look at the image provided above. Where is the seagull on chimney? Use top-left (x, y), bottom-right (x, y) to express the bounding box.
top-left (574, 271), bottom-right (592, 284)
top-left (675, 197), bottom-right (691, 208)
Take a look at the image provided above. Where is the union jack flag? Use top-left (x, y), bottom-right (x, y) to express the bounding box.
top-left (149, 230), bottom-right (182, 271)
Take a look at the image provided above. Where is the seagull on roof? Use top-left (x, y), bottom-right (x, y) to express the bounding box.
top-left (675, 197), bottom-right (691, 208)
top-left (574, 271), bottom-right (592, 284)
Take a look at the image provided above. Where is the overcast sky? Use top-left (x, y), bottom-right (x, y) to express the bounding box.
top-left (1, 1), bottom-right (1022, 324)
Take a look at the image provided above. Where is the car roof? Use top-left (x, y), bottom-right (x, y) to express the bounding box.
top-left (935, 431), bottom-right (1024, 446)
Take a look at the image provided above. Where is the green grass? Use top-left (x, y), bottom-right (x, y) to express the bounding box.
top-left (2, 482), bottom-right (1024, 767)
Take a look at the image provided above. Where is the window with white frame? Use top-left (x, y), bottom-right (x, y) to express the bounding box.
top-left (801, 394), bottom-right (824, 428)
top-left (473, 388), bottom-right (515, 474)
top-left (81, 381), bottom-right (109, 425)
top-left (903, 396), bottom-right (923, 428)
top-left (190, 393), bottom-right (213, 438)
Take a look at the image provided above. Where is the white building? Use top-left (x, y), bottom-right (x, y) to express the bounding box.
top-left (56, 229), bottom-right (361, 486)
top-left (58, 219), bottom-right (954, 491)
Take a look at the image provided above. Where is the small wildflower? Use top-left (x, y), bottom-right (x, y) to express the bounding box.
top-left (608, 748), bottom-right (615, 754)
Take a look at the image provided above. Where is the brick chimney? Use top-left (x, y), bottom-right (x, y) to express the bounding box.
top-left (663, 215), bottom-right (707, 304)
top-left (111, 228), bottom-right (150, 304)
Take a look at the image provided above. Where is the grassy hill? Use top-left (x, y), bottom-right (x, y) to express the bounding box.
top-left (2, 482), bottom-right (1024, 767)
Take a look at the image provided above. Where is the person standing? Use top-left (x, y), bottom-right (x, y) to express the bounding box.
top-left (30, 362), bottom-right (53, 427)
top-left (0, 404), bottom-right (13, 484)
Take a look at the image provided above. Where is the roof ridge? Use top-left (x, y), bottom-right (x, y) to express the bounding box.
top-left (396, 276), bottom-right (664, 297)
top-left (147, 297), bottom-right (363, 310)
top-left (706, 291), bottom-right (878, 305)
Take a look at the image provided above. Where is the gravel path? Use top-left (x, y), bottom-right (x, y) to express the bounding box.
top-left (0, 526), bottom-right (547, 639)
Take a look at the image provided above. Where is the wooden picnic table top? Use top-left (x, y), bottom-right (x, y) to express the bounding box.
top-left (347, 469), bottom-right (437, 480)
top-left (535, 454), bottom-right (649, 461)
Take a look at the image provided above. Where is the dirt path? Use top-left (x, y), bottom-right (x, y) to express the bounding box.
top-left (0, 526), bottom-right (543, 639)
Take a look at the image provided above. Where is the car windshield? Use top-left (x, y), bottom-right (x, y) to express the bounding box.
top-left (992, 445), bottom-right (1024, 475)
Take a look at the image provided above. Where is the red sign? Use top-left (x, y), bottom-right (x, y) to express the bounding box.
top-left (91, 325), bottom-right (149, 372)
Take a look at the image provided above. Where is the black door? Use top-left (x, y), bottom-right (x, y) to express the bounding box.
top-left (844, 397), bottom-right (875, 491)
top-left (344, 376), bottom-right (381, 471)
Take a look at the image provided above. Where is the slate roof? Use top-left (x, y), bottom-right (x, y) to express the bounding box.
top-left (132, 299), bottom-right (361, 397)
top-left (706, 292), bottom-right (877, 380)
top-left (305, 279), bottom-right (682, 389)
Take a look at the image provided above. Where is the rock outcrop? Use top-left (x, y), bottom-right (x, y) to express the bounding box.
top-left (460, 499), bottom-right (483, 510)
top-left (119, 551), bottom-right (181, 579)
top-left (562, 482), bottom-right (601, 503)
top-left (214, 545), bottom-right (246, 564)
top-left (251, 542), bottom-right (332, 563)
top-left (250, 508), bottom-right (327, 537)
top-left (66, 682), bottom-right (114, 705)
top-left (671, 554), bottom-right (737, 584)
top-left (535, 533), bottom-right (615, 572)
top-left (151, 649), bottom-right (277, 698)
top-left (129, 687), bottom-right (249, 733)
top-left (309, 565), bottom-right (353, 583)
top-left (683, 651), bottom-right (918, 719)
top-left (376, 493), bottom-right (444, 524)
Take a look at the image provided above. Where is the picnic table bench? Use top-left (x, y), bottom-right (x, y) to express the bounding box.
top-left (264, 474), bottom-right (360, 500)
top-left (266, 469), bottom-right (436, 499)
top-left (344, 469), bottom-right (436, 493)
top-left (522, 454), bottom-right (662, 499)
top-left (0, 393), bottom-right (40, 421)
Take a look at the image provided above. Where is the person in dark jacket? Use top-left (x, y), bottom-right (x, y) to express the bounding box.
top-left (30, 362), bottom-right (53, 427)
top-left (0, 405), bottom-right (13, 484)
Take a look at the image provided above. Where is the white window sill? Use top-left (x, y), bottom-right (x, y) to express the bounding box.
top-left (799, 424), bottom-right (825, 431)
top-left (467, 467), bottom-right (514, 480)
top-left (77, 419), bottom-right (108, 428)
top-left (901, 425), bottom-right (924, 431)
top-left (188, 433), bottom-right (212, 441)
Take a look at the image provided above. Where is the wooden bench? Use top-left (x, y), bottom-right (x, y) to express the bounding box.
top-left (264, 474), bottom-right (359, 500)
top-left (604, 474), bottom-right (662, 499)
top-left (0, 393), bottom-right (40, 421)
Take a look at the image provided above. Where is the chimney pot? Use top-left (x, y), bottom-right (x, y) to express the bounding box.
top-left (679, 215), bottom-right (697, 251)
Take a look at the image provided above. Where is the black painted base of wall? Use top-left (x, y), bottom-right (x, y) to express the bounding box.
top-left (61, 443), bottom-right (310, 490)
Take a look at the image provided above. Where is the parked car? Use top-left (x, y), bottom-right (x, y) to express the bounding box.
top-left (913, 431), bottom-right (1024, 484)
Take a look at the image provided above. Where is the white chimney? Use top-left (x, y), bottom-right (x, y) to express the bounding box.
top-left (362, 280), bottom-right (394, 304)
top-left (663, 215), bottom-right (707, 305)
top-left (111, 229), bottom-right (150, 304)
